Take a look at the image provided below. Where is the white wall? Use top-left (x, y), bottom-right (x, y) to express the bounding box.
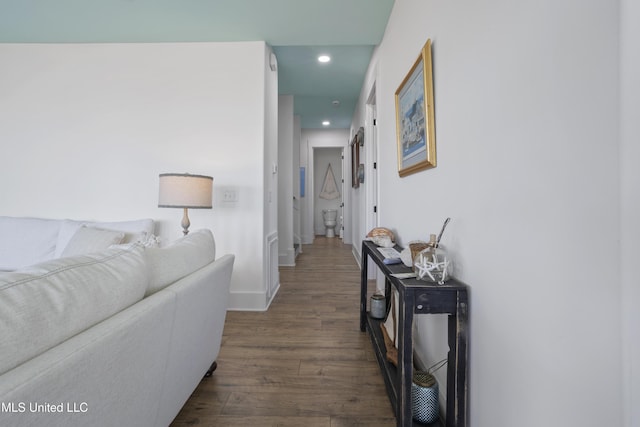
top-left (313, 147), bottom-right (342, 235)
top-left (277, 95), bottom-right (295, 265)
top-left (292, 116), bottom-right (302, 249)
top-left (350, 70), bottom-right (379, 263)
top-left (620, 0), bottom-right (640, 425)
top-left (299, 129), bottom-right (350, 244)
top-left (347, 128), bottom-right (367, 263)
top-left (262, 44), bottom-right (280, 309)
top-left (353, 0), bottom-right (626, 425)
top-left (0, 41), bottom-right (275, 311)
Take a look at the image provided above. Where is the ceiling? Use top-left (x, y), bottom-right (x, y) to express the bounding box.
top-left (0, 0), bottom-right (395, 129)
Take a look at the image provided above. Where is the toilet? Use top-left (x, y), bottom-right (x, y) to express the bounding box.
top-left (322, 209), bottom-right (338, 238)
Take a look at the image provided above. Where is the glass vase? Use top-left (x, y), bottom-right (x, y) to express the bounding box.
top-left (413, 246), bottom-right (451, 284)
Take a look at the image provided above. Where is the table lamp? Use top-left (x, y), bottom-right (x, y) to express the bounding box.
top-left (158, 173), bottom-right (213, 235)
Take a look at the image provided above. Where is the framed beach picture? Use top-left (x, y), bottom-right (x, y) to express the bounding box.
top-left (395, 39), bottom-right (436, 177)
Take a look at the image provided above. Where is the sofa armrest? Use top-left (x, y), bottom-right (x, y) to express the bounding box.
top-left (154, 254), bottom-right (234, 426)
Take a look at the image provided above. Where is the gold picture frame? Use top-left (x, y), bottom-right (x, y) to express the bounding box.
top-left (351, 135), bottom-right (360, 189)
top-left (395, 39), bottom-right (436, 177)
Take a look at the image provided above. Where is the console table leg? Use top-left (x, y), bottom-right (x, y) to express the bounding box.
top-left (360, 244), bottom-right (369, 332)
top-left (446, 291), bottom-right (469, 427)
top-left (397, 288), bottom-right (414, 426)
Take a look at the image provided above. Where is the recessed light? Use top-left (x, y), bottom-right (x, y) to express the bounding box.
top-left (318, 55), bottom-right (331, 63)
top-left (332, 100), bottom-right (340, 107)
top-left (322, 121), bottom-right (331, 126)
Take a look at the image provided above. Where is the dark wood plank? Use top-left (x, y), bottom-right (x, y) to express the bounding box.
top-left (170, 237), bottom-right (395, 426)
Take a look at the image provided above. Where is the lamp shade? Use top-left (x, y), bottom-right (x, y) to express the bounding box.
top-left (158, 173), bottom-right (213, 209)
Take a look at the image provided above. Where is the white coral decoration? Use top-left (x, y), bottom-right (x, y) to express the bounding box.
top-left (138, 232), bottom-right (161, 248)
top-left (414, 250), bottom-right (450, 284)
top-left (370, 235), bottom-right (394, 248)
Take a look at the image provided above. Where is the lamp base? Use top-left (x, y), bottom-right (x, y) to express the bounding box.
top-left (181, 208), bottom-right (191, 235)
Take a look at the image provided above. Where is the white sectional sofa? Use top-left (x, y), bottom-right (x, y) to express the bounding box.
top-left (0, 216), bottom-right (157, 272)
top-left (0, 216), bottom-right (234, 427)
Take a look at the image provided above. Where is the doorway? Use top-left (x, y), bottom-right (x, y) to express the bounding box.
top-left (301, 129), bottom-right (351, 245)
top-left (313, 147), bottom-right (344, 238)
top-left (365, 84), bottom-right (380, 282)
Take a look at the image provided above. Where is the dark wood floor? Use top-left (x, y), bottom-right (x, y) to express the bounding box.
top-left (170, 237), bottom-right (395, 426)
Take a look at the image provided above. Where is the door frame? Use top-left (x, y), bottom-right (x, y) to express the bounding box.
top-left (304, 131), bottom-right (351, 245)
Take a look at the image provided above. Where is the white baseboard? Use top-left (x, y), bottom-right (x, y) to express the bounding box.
top-left (227, 282), bottom-right (281, 311)
top-left (227, 289), bottom-right (270, 311)
top-left (279, 248), bottom-right (295, 266)
top-left (352, 245), bottom-right (362, 269)
top-left (265, 282), bottom-right (280, 310)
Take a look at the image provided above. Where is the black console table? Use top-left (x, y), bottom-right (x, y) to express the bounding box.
top-left (360, 240), bottom-right (468, 427)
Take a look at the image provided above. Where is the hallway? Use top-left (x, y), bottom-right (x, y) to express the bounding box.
top-left (171, 237), bottom-right (395, 426)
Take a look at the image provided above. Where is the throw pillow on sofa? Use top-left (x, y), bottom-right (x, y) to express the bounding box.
top-left (0, 216), bottom-right (61, 271)
top-left (61, 226), bottom-right (125, 257)
top-left (0, 244), bottom-right (148, 376)
top-left (54, 218), bottom-right (155, 258)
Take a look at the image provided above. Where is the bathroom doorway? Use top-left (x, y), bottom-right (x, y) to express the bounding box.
top-left (313, 147), bottom-right (344, 238)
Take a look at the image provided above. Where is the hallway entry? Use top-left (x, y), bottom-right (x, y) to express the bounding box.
top-left (313, 147), bottom-right (344, 238)
top-left (171, 237), bottom-right (396, 425)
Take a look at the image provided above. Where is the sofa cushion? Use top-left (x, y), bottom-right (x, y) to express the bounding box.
top-left (55, 218), bottom-right (155, 258)
top-left (144, 229), bottom-right (216, 296)
top-left (61, 226), bottom-right (126, 257)
top-left (0, 244), bottom-right (148, 376)
top-left (0, 216), bottom-right (61, 271)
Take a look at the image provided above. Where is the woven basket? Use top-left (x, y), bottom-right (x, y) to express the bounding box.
top-left (412, 371), bottom-right (439, 424)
